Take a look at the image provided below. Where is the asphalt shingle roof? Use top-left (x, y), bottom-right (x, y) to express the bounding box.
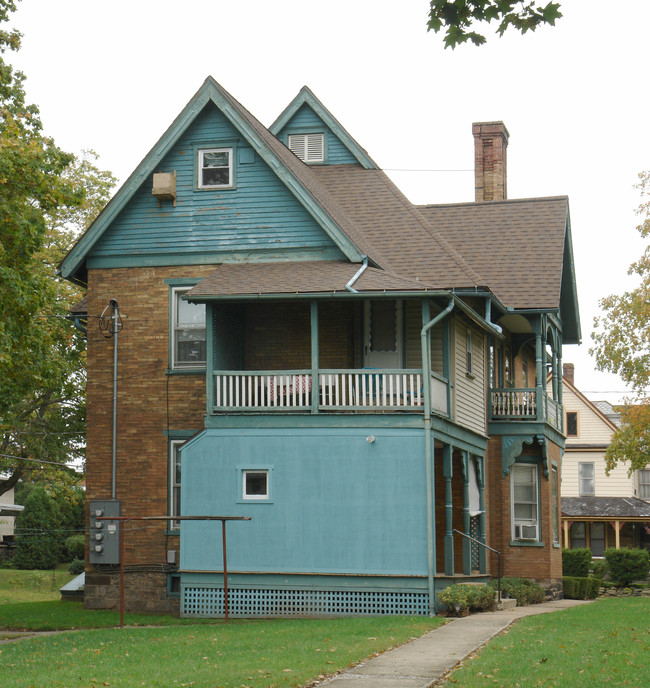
top-left (562, 496), bottom-right (650, 519)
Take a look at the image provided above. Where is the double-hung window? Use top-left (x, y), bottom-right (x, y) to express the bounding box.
top-left (171, 287), bottom-right (206, 369)
top-left (578, 462), bottom-right (595, 496)
top-left (169, 440), bottom-right (183, 530)
top-left (511, 463), bottom-right (539, 541)
top-left (638, 469), bottom-right (650, 499)
top-left (198, 148), bottom-right (233, 188)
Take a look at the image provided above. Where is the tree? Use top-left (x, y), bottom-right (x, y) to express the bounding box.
top-left (592, 171), bottom-right (650, 473)
top-left (427, 1), bottom-right (563, 48)
top-left (0, 1), bottom-right (116, 496)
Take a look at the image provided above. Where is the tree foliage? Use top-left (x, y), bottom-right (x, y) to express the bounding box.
top-left (427, 0), bottom-right (562, 48)
top-left (592, 171), bottom-right (650, 472)
top-left (0, 1), bottom-right (116, 496)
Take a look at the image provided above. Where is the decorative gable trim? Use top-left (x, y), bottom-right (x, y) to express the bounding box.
top-left (270, 86), bottom-right (377, 170)
top-left (60, 77), bottom-right (366, 283)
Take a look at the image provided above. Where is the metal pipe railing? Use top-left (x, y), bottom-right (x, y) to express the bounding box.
top-left (452, 528), bottom-right (502, 603)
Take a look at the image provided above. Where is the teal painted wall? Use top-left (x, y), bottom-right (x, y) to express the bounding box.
top-left (277, 104), bottom-right (359, 166)
top-left (180, 428), bottom-right (428, 576)
top-left (89, 103), bottom-right (340, 262)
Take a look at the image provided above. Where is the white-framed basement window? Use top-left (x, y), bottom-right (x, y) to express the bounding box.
top-left (511, 463), bottom-right (539, 541)
top-left (169, 440), bottom-right (183, 531)
top-left (171, 287), bottom-right (206, 369)
top-left (242, 470), bottom-right (269, 500)
top-left (288, 133), bottom-right (324, 163)
top-left (198, 148), bottom-right (233, 188)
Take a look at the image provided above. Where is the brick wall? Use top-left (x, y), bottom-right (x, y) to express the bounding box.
top-left (485, 435), bottom-right (563, 582)
top-left (85, 265), bottom-right (213, 611)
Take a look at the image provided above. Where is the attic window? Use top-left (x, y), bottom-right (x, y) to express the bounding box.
top-left (288, 133), bottom-right (324, 163)
top-left (198, 148), bottom-right (233, 188)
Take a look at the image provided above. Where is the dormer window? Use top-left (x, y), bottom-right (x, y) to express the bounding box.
top-left (288, 133), bottom-right (324, 163)
top-left (198, 148), bottom-right (233, 188)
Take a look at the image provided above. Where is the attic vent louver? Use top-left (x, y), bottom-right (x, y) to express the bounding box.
top-left (288, 133), bottom-right (324, 163)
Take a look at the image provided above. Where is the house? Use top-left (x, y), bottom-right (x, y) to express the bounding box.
top-left (559, 364), bottom-right (650, 554)
top-left (60, 77), bottom-right (580, 616)
top-left (0, 486), bottom-right (23, 559)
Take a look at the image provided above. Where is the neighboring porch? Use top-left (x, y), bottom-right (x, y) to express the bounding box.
top-left (562, 496), bottom-right (650, 555)
top-left (489, 388), bottom-right (563, 431)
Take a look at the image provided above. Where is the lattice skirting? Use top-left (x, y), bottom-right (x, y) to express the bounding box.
top-left (182, 586), bottom-right (430, 617)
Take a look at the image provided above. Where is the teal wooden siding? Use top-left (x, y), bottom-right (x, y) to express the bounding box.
top-left (277, 104), bottom-right (359, 166)
top-left (180, 428), bottom-right (428, 576)
top-left (89, 102), bottom-right (341, 263)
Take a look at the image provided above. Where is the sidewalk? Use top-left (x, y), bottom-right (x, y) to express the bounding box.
top-left (315, 599), bottom-right (591, 687)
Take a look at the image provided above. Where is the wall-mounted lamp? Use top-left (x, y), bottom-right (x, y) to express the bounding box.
top-left (366, 435), bottom-right (376, 444)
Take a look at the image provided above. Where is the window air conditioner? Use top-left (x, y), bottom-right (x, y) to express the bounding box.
top-left (515, 524), bottom-right (537, 540)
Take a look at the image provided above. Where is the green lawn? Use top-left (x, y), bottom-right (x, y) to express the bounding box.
top-left (0, 569), bottom-right (444, 687)
top-left (445, 597), bottom-right (650, 687)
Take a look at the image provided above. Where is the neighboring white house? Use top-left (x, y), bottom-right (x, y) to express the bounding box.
top-left (0, 486), bottom-right (23, 544)
top-left (559, 363), bottom-right (650, 554)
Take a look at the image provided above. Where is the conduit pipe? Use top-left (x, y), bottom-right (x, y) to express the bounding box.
top-left (421, 298), bottom-right (454, 615)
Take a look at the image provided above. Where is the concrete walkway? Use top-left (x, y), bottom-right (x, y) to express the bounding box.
top-left (315, 599), bottom-right (591, 687)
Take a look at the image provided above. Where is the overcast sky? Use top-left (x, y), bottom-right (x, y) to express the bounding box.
top-left (9, 0), bottom-right (650, 403)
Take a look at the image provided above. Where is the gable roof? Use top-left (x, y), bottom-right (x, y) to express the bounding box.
top-left (59, 77), bottom-right (374, 283)
top-left (270, 86), bottom-right (377, 169)
top-left (562, 374), bottom-right (620, 435)
top-left (417, 197), bottom-right (581, 343)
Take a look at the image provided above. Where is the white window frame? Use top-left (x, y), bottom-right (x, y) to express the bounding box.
top-left (288, 133), bottom-right (324, 163)
top-left (638, 469), bottom-right (650, 499)
top-left (566, 411), bottom-right (578, 437)
top-left (169, 440), bottom-right (184, 531)
top-left (578, 462), bottom-right (595, 496)
top-left (171, 287), bottom-right (206, 369)
top-left (242, 469), bottom-right (269, 500)
top-left (198, 147), bottom-right (233, 189)
top-left (511, 463), bottom-right (539, 541)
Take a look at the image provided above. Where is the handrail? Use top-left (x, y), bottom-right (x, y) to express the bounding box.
top-left (452, 528), bottom-right (501, 603)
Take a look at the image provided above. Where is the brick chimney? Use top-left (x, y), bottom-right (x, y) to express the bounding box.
top-left (563, 363), bottom-right (575, 386)
top-left (473, 121), bottom-right (509, 202)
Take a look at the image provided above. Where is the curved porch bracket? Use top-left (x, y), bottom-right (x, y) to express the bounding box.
top-left (501, 435), bottom-right (549, 478)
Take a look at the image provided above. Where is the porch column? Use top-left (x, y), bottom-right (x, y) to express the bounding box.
top-left (563, 519), bottom-right (570, 549)
top-left (461, 451), bottom-right (472, 575)
top-left (477, 456), bottom-right (487, 574)
top-left (535, 318), bottom-right (544, 418)
top-left (611, 520), bottom-right (622, 549)
top-left (444, 444), bottom-right (454, 575)
top-left (310, 300), bottom-right (319, 414)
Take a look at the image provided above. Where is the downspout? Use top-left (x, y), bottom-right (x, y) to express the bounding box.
top-left (110, 299), bottom-right (119, 500)
top-left (421, 298), bottom-right (454, 615)
top-left (485, 298), bottom-right (503, 334)
top-left (345, 256), bottom-right (368, 293)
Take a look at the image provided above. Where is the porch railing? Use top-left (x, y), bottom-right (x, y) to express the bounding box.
top-left (213, 369), bottom-right (433, 413)
top-left (490, 388), bottom-right (563, 430)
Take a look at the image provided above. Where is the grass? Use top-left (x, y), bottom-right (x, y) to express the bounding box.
top-left (0, 569), bottom-right (444, 686)
top-left (445, 597), bottom-right (650, 687)
top-left (0, 616), bottom-right (443, 687)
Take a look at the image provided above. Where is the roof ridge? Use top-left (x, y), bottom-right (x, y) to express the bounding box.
top-left (417, 195), bottom-right (569, 210)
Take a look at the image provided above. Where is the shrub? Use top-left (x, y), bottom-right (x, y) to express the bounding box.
top-left (562, 548), bottom-right (591, 577)
top-left (590, 558), bottom-right (608, 580)
top-left (437, 584), bottom-right (471, 615)
top-left (65, 534), bottom-right (85, 560)
top-left (488, 577), bottom-right (545, 605)
top-left (605, 548), bottom-right (650, 587)
top-left (563, 576), bottom-right (601, 600)
top-left (465, 585), bottom-right (496, 612)
top-left (68, 558), bottom-right (85, 575)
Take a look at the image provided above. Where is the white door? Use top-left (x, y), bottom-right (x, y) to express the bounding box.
top-left (364, 300), bottom-right (402, 369)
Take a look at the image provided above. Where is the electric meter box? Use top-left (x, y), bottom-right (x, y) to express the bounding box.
top-left (89, 499), bottom-right (121, 564)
